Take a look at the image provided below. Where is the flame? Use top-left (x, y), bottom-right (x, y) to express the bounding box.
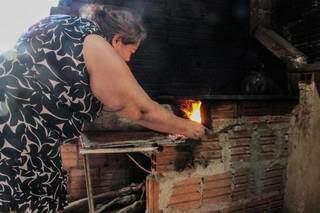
top-left (181, 100), bottom-right (202, 123)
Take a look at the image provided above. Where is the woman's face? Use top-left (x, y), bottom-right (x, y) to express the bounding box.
top-left (111, 35), bottom-right (140, 62)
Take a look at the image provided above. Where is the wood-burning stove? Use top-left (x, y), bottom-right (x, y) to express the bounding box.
top-left (53, 0), bottom-right (302, 212)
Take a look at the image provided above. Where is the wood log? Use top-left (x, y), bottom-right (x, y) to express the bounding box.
top-left (62, 183), bottom-right (143, 212)
top-left (117, 200), bottom-right (144, 213)
top-left (97, 195), bottom-right (138, 213)
top-left (96, 197), bottom-right (120, 213)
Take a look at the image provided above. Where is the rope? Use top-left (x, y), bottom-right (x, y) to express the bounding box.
top-left (126, 154), bottom-right (152, 174)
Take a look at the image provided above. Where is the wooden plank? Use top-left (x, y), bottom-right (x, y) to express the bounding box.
top-left (254, 26), bottom-right (307, 67)
top-left (79, 147), bottom-right (158, 154)
top-left (288, 62), bottom-right (320, 73)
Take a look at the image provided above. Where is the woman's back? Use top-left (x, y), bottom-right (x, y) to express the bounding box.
top-left (0, 15), bottom-right (103, 212)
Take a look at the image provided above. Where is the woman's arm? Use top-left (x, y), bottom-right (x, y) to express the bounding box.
top-left (83, 35), bottom-right (204, 139)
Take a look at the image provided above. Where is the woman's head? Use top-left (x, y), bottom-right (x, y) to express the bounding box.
top-left (83, 5), bottom-right (147, 61)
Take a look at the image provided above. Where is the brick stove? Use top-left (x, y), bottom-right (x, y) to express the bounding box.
top-left (146, 98), bottom-right (296, 212)
top-left (61, 97), bottom-right (296, 212)
top-left (53, 0), bottom-right (303, 212)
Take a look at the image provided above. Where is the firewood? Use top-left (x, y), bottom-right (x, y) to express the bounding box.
top-left (116, 194), bottom-right (137, 205)
top-left (97, 195), bottom-right (137, 213)
top-left (96, 197), bottom-right (120, 213)
top-left (117, 201), bottom-right (144, 213)
top-left (62, 183), bottom-right (143, 212)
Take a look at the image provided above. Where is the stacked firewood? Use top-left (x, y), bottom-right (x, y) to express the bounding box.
top-left (63, 182), bottom-right (145, 213)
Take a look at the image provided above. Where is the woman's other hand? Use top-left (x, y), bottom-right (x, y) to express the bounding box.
top-left (182, 120), bottom-right (206, 140)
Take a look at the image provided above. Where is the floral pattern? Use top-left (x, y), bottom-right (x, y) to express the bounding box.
top-left (0, 15), bottom-right (103, 212)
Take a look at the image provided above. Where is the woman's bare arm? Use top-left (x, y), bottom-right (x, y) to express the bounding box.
top-left (83, 34), bottom-right (204, 138)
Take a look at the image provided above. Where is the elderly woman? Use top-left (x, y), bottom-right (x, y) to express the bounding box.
top-left (0, 6), bottom-right (205, 212)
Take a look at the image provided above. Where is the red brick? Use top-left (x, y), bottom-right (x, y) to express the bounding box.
top-left (172, 184), bottom-right (200, 195)
top-left (204, 172), bottom-right (232, 182)
top-left (156, 154), bottom-right (176, 165)
top-left (195, 151), bottom-right (222, 160)
top-left (229, 133), bottom-right (252, 140)
top-left (262, 176), bottom-right (283, 185)
top-left (69, 178), bottom-right (87, 189)
top-left (203, 187), bottom-right (231, 199)
top-left (220, 203), bottom-right (245, 213)
top-left (234, 169), bottom-right (250, 176)
top-left (196, 143), bottom-right (222, 151)
top-left (230, 147), bottom-right (250, 155)
top-left (267, 116), bottom-right (290, 124)
top-left (203, 194), bottom-right (231, 205)
top-left (233, 175), bottom-right (249, 184)
top-left (201, 135), bottom-right (220, 142)
top-left (78, 158), bottom-right (108, 168)
top-left (262, 184), bottom-right (283, 193)
top-left (70, 169), bottom-right (99, 180)
top-left (93, 186), bottom-right (113, 195)
top-left (61, 144), bottom-right (78, 153)
top-left (156, 165), bottom-right (171, 173)
top-left (233, 184), bottom-right (249, 192)
top-left (231, 155), bottom-right (251, 162)
top-left (61, 151), bottom-right (78, 160)
top-left (158, 146), bottom-right (177, 155)
top-left (69, 168), bottom-right (85, 177)
top-left (211, 102), bottom-right (237, 119)
top-left (263, 168), bottom-right (284, 179)
top-left (68, 189), bottom-right (87, 201)
top-left (62, 158), bottom-right (79, 168)
top-left (95, 179), bottom-right (112, 187)
top-left (261, 148), bottom-right (276, 155)
top-left (146, 176), bottom-right (159, 213)
top-left (175, 177), bottom-right (201, 187)
top-left (258, 153), bottom-right (274, 160)
top-left (204, 179), bottom-right (231, 190)
top-left (259, 136), bottom-right (276, 144)
top-left (168, 200), bottom-right (201, 210)
top-left (169, 192), bottom-right (201, 205)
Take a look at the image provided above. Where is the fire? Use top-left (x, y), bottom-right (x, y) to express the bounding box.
top-left (181, 100), bottom-right (202, 123)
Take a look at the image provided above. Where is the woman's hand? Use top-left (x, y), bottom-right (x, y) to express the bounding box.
top-left (182, 120), bottom-right (206, 140)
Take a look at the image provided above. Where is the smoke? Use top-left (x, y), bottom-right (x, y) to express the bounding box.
top-left (79, 4), bottom-right (101, 20)
top-left (79, 1), bottom-right (146, 21)
top-left (122, 0), bottom-right (147, 18)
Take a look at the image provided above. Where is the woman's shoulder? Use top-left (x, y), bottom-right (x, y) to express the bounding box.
top-left (33, 14), bottom-right (100, 33)
top-left (18, 14), bottom-right (102, 42)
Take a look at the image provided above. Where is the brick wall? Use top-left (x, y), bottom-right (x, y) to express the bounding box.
top-left (147, 100), bottom-right (295, 212)
top-left (61, 100), bottom-right (295, 209)
top-left (61, 143), bottom-right (133, 201)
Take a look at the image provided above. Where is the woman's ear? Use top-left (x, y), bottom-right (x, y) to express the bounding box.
top-left (111, 34), bottom-right (122, 48)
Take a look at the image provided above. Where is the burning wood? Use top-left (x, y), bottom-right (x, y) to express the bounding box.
top-left (180, 100), bottom-right (202, 123)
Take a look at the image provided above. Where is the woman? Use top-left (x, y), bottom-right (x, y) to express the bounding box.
top-left (0, 6), bottom-right (205, 212)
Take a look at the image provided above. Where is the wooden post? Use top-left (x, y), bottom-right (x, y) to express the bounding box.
top-left (80, 135), bottom-right (95, 213)
top-left (83, 154), bottom-right (95, 213)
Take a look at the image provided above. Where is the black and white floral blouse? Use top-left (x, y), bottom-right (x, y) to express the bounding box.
top-left (0, 15), bottom-right (103, 212)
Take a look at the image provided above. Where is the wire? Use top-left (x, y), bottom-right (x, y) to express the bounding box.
top-left (126, 154), bottom-right (152, 174)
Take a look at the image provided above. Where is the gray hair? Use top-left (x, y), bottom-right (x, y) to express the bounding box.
top-left (81, 5), bottom-right (147, 44)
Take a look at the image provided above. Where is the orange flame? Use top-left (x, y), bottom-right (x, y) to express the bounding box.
top-left (181, 100), bottom-right (202, 123)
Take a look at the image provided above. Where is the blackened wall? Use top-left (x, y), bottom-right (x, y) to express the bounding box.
top-left (57, 0), bottom-right (251, 97)
top-left (273, 0), bottom-right (320, 63)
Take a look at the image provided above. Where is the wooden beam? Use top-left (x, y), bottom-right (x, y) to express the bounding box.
top-left (288, 62), bottom-right (320, 73)
top-left (254, 26), bottom-right (307, 68)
